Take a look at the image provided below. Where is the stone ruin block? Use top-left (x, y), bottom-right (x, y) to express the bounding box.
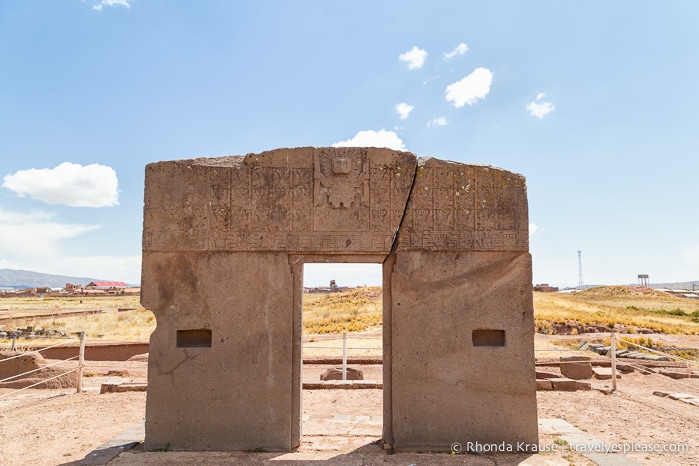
top-left (141, 147), bottom-right (537, 451)
top-left (320, 366), bottom-right (364, 381)
top-left (560, 355), bottom-right (593, 380)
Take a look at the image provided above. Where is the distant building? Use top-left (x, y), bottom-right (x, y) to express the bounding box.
top-left (85, 281), bottom-right (129, 289)
top-left (533, 283), bottom-right (559, 293)
top-left (303, 279), bottom-right (349, 294)
top-left (65, 283), bottom-right (83, 294)
top-left (84, 281), bottom-right (132, 296)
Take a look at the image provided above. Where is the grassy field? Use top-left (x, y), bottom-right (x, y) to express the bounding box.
top-left (534, 286), bottom-right (699, 335)
top-left (2, 285), bottom-right (699, 348)
top-left (303, 287), bottom-right (382, 334)
top-left (0, 295), bottom-right (154, 343)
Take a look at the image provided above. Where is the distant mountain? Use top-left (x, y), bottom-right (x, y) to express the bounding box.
top-left (651, 281), bottom-right (699, 291)
top-left (0, 269), bottom-right (104, 289)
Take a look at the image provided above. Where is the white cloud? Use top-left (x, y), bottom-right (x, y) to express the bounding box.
top-left (332, 130), bottom-right (406, 151)
top-left (427, 117), bottom-right (448, 127)
top-left (3, 162), bottom-right (119, 207)
top-left (53, 255), bottom-right (142, 284)
top-left (422, 75), bottom-right (441, 85)
top-left (93, 0), bottom-right (130, 11)
top-left (526, 92), bottom-right (556, 119)
top-left (445, 67), bottom-right (493, 107)
top-left (529, 223), bottom-right (539, 236)
top-left (0, 206), bottom-right (140, 283)
top-left (395, 103), bottom-right (414, 120)
top-left (0, 208), bottom-right (100, 259)
top-left (444, 43), bottom-right (469, 59)
top-left (398, 46), bottom-right (428, 70)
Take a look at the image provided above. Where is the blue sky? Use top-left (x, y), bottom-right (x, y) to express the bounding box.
top-left (1, 1), bottom-right (697, 288)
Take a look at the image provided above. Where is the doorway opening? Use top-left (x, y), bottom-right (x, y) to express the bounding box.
top-left (301, 262), bottom-right (384, 450)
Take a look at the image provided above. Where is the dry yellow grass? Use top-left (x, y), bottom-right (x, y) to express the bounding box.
top-left (39, 308), bottom-right (156, 341)
top-left (0, 296), bottom-right (154, 343)
top-left (303, 287), bottom-right (382, 334)
top-left (0, 295), bottom-right (142, 313)
top-left (3, 285), bottom-right (698, 349)
top-left (534, 286), bottom-right (699, 335)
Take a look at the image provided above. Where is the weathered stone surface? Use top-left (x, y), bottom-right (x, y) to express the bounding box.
top-left (593, 367), bottom-right (621, 380)
top-left (388, 250), bottom-right (537, 449)
top-left (303, 380), bottom-right (382, 389)
top-left (535, 370), bottom-right (559, 379)
top-left (616, 363), bottom-right (635, 373)
top-left (560, 356), bottom-right (593, 380)
top-left (100, 382), bottom-right (147, 393)
top-left (536, 379), bottom-right (553, 390)
top-left (143, 252), bottom-right (295, 451)
top-left (320, 366), bottom-right (363, 380)
top-left (143, 147), bottom-right (416, 255)
top-left (576, 381), bottom-right (592, 391)
top-left (659, 369), bottom-right (692, 379)
top-left (396, 158), bottom-right (529, 252)
top-left (141, 147), bottom-right (537, 452)
top-left (549, 377), bottom-right (578, 391)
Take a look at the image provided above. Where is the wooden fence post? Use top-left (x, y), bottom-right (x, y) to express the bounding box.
top-left (77, 331), bottom-right (85, 393)
top-left (610, 332), bottom-right (617, 393)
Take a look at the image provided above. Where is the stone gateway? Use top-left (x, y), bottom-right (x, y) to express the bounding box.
top-left (141, 147), bottom-right (538, 451)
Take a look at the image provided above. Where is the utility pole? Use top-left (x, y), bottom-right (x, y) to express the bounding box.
top-left (578, 250), bottom-right (584, 290)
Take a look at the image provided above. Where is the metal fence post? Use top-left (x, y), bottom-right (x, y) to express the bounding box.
top-left (77, 331), bottom-right (85, 393)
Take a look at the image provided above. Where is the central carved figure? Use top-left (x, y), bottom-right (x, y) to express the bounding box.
top-left (315, 148), bottom-right (369, 209)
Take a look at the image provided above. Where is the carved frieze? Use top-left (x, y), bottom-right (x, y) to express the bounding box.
top-left (396, 158), bottom-right (528, 251)
top-left (143, 147), bottom-right (416, 254)
top-left (142, 149), bottom-right (528, 253)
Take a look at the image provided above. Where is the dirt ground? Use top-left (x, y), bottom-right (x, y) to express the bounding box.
top-left (1, 334), bottom-right (698, 466)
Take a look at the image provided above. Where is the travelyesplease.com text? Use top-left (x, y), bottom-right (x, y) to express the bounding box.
top-left (451, 441), bottom-right (690, 454)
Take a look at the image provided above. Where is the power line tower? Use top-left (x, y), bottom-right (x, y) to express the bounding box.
top-left (577, 250), bottom-right (584, 290)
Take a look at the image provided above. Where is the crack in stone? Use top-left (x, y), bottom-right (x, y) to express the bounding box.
top-left (385, 158), bottom-right (419, 261)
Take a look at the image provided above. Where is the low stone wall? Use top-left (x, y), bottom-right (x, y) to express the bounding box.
top-left (39, 342), bottom-right (150, 361)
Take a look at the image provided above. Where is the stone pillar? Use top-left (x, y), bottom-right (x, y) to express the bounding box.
top-left (384, 157), bottom-right (538, 450)
top-left (142, 251), bottom-right (295, 450)
top-left (386, 250), bottom-right (538, 450)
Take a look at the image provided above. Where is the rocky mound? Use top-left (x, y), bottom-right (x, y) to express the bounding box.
top-left (0, 350), bottom-right (77, 389)
top-left (577, 286), bottom-right (670, 299)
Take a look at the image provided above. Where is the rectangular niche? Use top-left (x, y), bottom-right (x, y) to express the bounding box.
top-left (472, 329), bottom-right (506, 347)
top-left (176, 329), bottom-right (212, 348)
